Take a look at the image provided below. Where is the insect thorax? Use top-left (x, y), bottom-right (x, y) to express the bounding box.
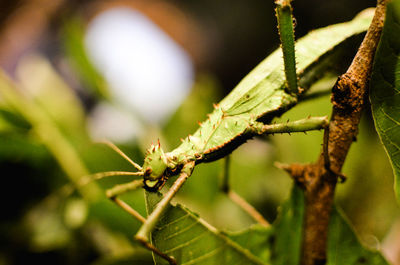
top-left (142, 143), bottom-right (182, 192)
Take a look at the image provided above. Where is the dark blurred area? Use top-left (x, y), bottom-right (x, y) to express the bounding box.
top-left (0, 0), bottom-right (377, 92)
top-left (0, 0), bottom-right (399, 265)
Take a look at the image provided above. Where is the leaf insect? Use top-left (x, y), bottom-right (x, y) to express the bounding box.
top-left (84, 2), bottom-right (372, 264)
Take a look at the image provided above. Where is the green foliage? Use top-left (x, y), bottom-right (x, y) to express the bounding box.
top-left (140, 9), bottom-right (394, 264)
top-left (0, 60), bottom-right (149, 260)
top-left (0, 3), bottom-right (398, 265)
top-left (370, 0), bottom-right (400, 204)
top-left (148, 186), bottom-right (388, 265)
top-left (146, 192), bottom-right (267, 265)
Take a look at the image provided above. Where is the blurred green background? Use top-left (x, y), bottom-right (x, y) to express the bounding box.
top-left (0, 0), bottom-right (399, 265)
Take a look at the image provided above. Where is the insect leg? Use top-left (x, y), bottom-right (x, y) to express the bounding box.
top-left (253, 116), bottom-right (329, 135)
top-left (105, 178), bottom-right (179, 264)
top-left (134, 161), bottom-right (195, 265)
top-left (221, 156), bottom-right (270, 227)
top-left (106, 179), bottom-right (146, 223)
top-left (275, 0), bottom-right (298, 95)
top-left (79, 171), bottom-right (143, 186)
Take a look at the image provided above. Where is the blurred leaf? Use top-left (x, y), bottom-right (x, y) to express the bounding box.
top-left (370, 0), bottom-right (400, 204)
top-left (0, 132), bottom-right (48, 162)
top-left (89, 196), bottom-right (145, 239)
top-left (16, 54), bottom-right (88, 138)
top-left (93, 255), bottom-right (154, 265)
top-left (146, 192), bottom-right (268, 265)
top-left (267, 185), bottom-right (304, 265)
top-left (92, 251), bottom-right (154, 265)
top-left (326, 207), bottom-right (388, 265)
top-left (226, 225), bottom-right (273, 263)
top-left (0, 69), bottom-right (100, 200)
top-left (24, 196), bottom-right (72, 252)
top-left (63, 17), bottom-right (110, 100)
top-left (0, 108), bottom-right (31, 132)
top-left (64, 197), bottom-right (88, 229)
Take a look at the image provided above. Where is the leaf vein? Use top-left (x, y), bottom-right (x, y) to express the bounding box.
top-left (180, 245), bottom-right (225, 265)
top-left (163, 221), bottom-right (199, 240)
top-left (164, 231), bottom-right (208, 254)
top-left (156, 213), bottom-right (190, 230)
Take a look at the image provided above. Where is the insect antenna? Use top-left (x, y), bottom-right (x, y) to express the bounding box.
top-left (98, 140), bottom-right (143, 171)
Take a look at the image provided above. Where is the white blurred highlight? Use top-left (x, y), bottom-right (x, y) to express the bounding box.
top-left (85, 7), bottom-right (194, 126)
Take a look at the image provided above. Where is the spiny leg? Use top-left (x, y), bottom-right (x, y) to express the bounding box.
top-left (135, 161), bottom-right (195, 265)
top-left (275, 0), bottom-right (298, 95)
top-left (221, 156), bottom-right (270, 227)
top-left (252, 116), bottom-right (329, 135)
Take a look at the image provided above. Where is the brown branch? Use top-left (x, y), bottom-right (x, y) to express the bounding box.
top-left (283, 1), bottom-right (388, 265)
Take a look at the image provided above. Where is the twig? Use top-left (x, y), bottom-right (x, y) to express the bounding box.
top-left (281, 1), bottom-right (388, 264)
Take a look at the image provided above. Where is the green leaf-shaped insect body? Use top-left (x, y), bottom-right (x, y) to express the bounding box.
top-left (129, 10), bottom-right (374, 197)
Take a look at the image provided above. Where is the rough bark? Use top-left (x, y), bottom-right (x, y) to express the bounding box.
top-left (282, 1), bottom-right (388, 264)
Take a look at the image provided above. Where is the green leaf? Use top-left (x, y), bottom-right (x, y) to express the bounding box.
top-left (145, 192), bottom-right (268, 265)
top-left (227, 225), bottom-right (273, 264)
top-left (0, 108), bottom-right (31, 131)
top-left (226, 187), bottom-right (305, 265)
top-left (267, 185), bottom-right (304, 265)
top-left (273, 186), bottom-right (387, 265)
top-left (326, 207), bottom-right (388, 265)
top-left (15, 54), bottom-right (88, 138)
top-left (370, 0), bottom-right (400, 203)
top-left (270, 186), bottom-right (387, 265)
top-left (228, 186), bottom-right (388, 265)
top-left (226, 186), bottom-right (305, 265)
top-left (147, 185), bottom-right (388, 265)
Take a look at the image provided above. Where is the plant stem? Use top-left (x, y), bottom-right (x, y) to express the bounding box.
top-left (280, 1), bottom-right (388, 264)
